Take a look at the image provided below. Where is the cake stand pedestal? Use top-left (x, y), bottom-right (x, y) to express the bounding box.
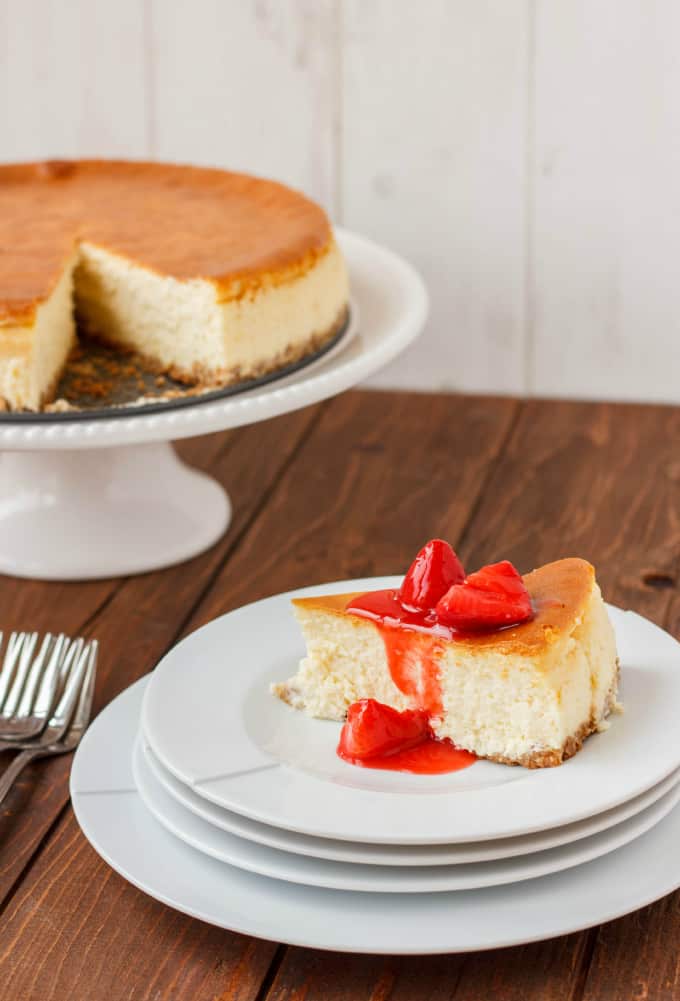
top-left (0, 229), bottom-right (427, 581)
top-left (0, 444), bottom-right (231, 580)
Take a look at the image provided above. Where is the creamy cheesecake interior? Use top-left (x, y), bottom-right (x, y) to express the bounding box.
top-left (273, 559), bottom-right (620, 768)
top-left (0, 250), bottom-right (79, 412)
top-left (0, 161), bottom-right (349, 411)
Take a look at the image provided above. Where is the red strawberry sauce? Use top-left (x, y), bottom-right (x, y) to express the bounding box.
top-left (336, 591), bottom-right (471, 774)
top-left (338, 734), bottom-right (477, 774)
top-left (336, 698), bottom-right (477, 774)
top-left (335, 543), bottom-right (534, 775)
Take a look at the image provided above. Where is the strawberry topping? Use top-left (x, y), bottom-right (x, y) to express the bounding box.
top-left (337, 699), bottom-right (431, 762)
top-left (398, 539), bottom-right (465, 611)
top-left (435, 560), bottom-right (533, 631)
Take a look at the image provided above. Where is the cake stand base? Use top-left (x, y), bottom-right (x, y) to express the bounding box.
top-left (0, 442), bottom-right (231, 581)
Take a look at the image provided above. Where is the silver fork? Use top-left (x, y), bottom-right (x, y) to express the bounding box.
top-left (0, 632), bottom-right (74, 741)
top-left (0, 641), bottom-right (98, 807)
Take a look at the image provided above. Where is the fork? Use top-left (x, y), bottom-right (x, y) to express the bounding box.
top-left (0, 632), bottom-right (75, 742)
top-left (0, 641), bottom-right (98, 807)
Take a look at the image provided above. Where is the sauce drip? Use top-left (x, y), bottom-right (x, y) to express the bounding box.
top-left (345, 589), bottom-right (450, 716)
top-left (340, 590), bottom-right (482, 775)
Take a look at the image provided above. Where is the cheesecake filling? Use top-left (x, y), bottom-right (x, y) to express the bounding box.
top-left (74, 237), bottom-right (348, 384)
top-left (0, 235), bottom-right (348, 410)
top-left (0, 251), bottom-right (78, 411)
top-left (434, 585), bottom-right (618, 765)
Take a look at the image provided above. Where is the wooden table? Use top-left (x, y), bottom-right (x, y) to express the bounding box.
top-left (1, 389), bottom-right (679, 1001)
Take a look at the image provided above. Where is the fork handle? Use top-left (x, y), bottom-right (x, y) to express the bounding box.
top-left (0, 748), bottom-right (41, 806)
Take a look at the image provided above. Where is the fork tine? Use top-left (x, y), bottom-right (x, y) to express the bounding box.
top-left (29, 634), bottom-right (69, 720)
top-left (51, 642), bottom-right (91, 737)
top-left (1, 632), bottom-right (38, 718)
top-left (0, 632), bottom-right (24, 710)
top-left (58, 638), bottom-right (84, 690)
top-left (19, 633), bottom-right (70, 720)
top-left (15, 633), bottom-right (54, 718)
top-left (70, 641), bottom-right (98, 732)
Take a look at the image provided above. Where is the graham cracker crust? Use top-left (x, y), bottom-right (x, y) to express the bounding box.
top-left (34, 303), bottom-right (349, 413)
top-left (165, 303), bottom-right (349, 387)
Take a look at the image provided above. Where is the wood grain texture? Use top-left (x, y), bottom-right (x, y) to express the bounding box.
top-left (0, 0), bottom-right (148, 160)
top-left (345, 0), bottom-right (529, 394)
top-left (581, 898), bottom-right (680, 1001)
top-left (150, 0), bottom-right (339, 211)
top-left (532, 0), bottom-right (680, 402)
top-left (183, 391), bottom-right (518, 628)
top-left (0, 403), bottom-right (321, 913)
top-left (458, 400), bottom-right (680, 625)
top-left (268, 935), bottom-right (591, 1001)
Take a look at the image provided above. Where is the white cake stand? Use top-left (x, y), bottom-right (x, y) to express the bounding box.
top-left (0, 229), bottom-right (428, 581)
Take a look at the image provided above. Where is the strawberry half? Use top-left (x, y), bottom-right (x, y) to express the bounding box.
top-left (337, 699), bottom-right (431, 761)
top-left (398, 539), bottom-right (465, 611)
top-left (435, 560), bottom-right (533, 631)
top-left (464, 560), bottom-right (529, 597)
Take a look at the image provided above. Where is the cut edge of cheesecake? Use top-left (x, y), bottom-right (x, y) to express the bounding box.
top-left (272, 558), bottom-right (621, 768)
top-left (0, 234), bottom-right (347, 412)
top-left (0, 247), bottom-right (79, 412)
top-left (71, 233), bottom-right (348, 387)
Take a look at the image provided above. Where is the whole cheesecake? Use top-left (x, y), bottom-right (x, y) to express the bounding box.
top-left (0, 160), bottom-right (349, 411)
top-left (273, 556), bottom-right (620, 768)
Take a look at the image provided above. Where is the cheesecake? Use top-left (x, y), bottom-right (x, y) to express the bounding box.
top-left (0, 160), bottom-right (349, 411)
top-left (272, 544), bottom-right (620, 768)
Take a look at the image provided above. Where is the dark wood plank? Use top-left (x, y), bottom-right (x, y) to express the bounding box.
top-left (457, 400), bottom-right (680, 628)
top-left (265, 398), bottom-right (680, 1001)
top-left (265, 936), bottom-right (591, 1001)
top-left (265, 951), bottom-right (467, 1001)
top-left (0, 402), bottom-right (322, 910)
top-left (580, 898), bottom-right (680, 1001)
top-left (184, 390), bottom-right (519, 629)
top-left (0, 812), bottom-right (277, 1001)
top-left (0, 391), bottom-right (517, 1001)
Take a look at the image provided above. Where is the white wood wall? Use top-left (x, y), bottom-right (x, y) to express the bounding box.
top-left (1, 0), bottom-right (679, 403)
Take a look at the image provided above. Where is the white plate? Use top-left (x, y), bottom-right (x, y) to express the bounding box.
top-left (142, 739), bottom-right (680, 867)
top-left (71, 678), bottom-right (680, 954)
top-left (133, 725), bottom-right (680, 893)
top-left (142, 578), bottom-right (680, 844)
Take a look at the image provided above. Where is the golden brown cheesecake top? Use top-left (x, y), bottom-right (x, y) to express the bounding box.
top-left (292, 558), bottom-right (596, 658)
top-left (0, 160), bottom-right (333, 323)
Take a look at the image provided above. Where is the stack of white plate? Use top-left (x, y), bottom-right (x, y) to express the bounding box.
top-left (71, 577), bottom-right (680, 954)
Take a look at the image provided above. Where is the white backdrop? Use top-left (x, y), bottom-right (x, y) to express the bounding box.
top-left (2, 0), bottom-right (679, 402)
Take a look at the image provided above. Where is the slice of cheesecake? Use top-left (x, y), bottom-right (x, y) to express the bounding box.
top-left (272, 557), bottom-right (620, 768)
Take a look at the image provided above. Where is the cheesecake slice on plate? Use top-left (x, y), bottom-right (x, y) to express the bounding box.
top-left (272, 543), bottom-right (620, 768)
